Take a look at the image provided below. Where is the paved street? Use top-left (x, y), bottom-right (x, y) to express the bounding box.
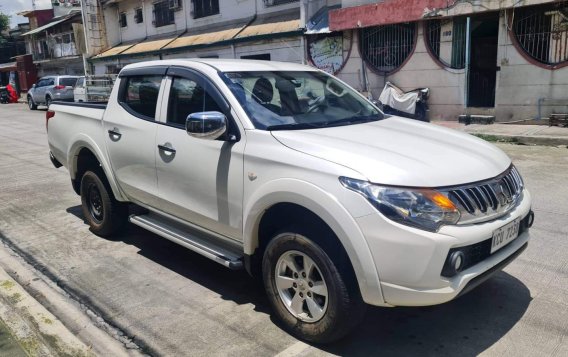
top-left (0, 103), bottom-right (567, 356)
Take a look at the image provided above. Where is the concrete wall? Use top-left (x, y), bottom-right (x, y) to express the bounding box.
top-left (495, 12), bottom-right (568, 121)
top-left (335, 30), bottom-right (385, 95)
top-left (385, 22), bottom-right (465, 121)
top-left (335, 11), bottom-right (568, 121)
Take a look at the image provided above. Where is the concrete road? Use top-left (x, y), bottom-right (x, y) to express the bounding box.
top-left (0, 103), bottom-right (567, 356)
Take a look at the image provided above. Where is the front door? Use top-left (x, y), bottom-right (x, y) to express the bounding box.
top-left (103, 72), bottom-right (165, 206)
top-left (155, 71), bottom-right (244, 240)
top-left (468, 15), bottom-right (500, 107)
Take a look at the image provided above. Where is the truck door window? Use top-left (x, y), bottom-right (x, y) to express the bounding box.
top-left (122, 75), bottom-right (162, 120)
top-left (167, 77), bottom-right (223, 127)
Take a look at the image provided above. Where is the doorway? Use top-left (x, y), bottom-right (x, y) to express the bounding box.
top-left (467, 14), bottom-right (499, 108)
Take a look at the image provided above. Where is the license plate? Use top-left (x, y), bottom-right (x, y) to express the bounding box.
top-left (491, 217), bottom-right (521, 254)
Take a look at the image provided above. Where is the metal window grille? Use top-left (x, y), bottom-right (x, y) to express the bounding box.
top-left (263, 0), bottom-right (299, 7)
top-left (193, 0), bottom-right (220, 19)
top-left (360, 23), bottom-right (416, 73)
top-left (426, 18), bottom-right (467, 69)
top-left (513, 1), bottom-right (568, 65)
top-left (153, 1), bottom-right (175, 27)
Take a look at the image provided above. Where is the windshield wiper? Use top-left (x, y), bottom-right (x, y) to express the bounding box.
top-left (318, 116), bottom-right (381, 128)
top-left (266, 122), bottom-right (323, 131)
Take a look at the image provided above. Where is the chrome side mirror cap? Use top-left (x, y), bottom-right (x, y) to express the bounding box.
top-left (186, 111), bottom-right (227, 140)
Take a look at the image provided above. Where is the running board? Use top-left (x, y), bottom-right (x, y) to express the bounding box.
top-left (129, 213), bottom-right (243, 270)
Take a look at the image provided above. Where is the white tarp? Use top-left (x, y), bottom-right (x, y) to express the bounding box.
top-left (379, 82), bottom-right (418, 115)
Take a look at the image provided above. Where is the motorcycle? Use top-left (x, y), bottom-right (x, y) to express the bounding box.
top-left (0, 86), bottom-right (8, 104)
top-left (378, 81), bottom-right (430, 122)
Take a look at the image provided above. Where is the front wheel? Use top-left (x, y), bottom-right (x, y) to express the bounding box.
top-left (263, 232), bottom-right (365, 343)
top-left (80, 170), bottom-right (128, 237)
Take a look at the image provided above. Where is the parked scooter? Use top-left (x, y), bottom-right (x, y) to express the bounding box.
top-left (378, 81), bottom-right (430, 122)
top-left (0, 86), bottom-right (8, 104)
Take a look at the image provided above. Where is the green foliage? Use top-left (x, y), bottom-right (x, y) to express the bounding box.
top-left (0, 12), bottom-right (10, 45)
top-left (0, 12), bottom-right (10, 33)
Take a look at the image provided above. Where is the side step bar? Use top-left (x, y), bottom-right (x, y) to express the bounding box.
top-left (129, 213), bottom-right (243, 270)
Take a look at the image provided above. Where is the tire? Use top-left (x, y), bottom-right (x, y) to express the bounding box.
top-left (262, 231), bottom-right (365, 344)
top-left (28, 96), bottom-right (37, 110)
top-left (80, 170), bottom-right (128, 237)
top-left (45, 96), bottom-right (52, 109)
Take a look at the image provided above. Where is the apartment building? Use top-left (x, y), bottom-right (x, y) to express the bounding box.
top-left (88, 0), bottom-right (308, 75)
top-left (20, 6), bottom-right (85, 77)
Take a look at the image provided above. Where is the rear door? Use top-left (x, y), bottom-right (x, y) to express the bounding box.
top-left (58, 77), bottom-right (78, 100)
top-left (154, 66), bottom-right (245, 240)
top-left (103, 66), bottom-right (167, 206)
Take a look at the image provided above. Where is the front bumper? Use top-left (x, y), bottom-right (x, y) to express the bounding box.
top-left (356, 189), bottom-right (532, 307)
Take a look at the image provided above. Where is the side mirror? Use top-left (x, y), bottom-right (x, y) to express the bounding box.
top-left (186, 111), bottom-right (227, 140)
top-left (32, 83), bottom-right (36, 88)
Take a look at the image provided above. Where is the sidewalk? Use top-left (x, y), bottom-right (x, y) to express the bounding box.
top-left (0, 239), bottom-right (140, 357)
top-left (433, 121), bottom-right (568, 146)
top-left (0, 263), bottom-right (94, 356)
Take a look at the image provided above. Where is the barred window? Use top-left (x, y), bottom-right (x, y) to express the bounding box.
top-left (513, 1), bottom-right (568, 66)
top-left (426, 17), bottom-right (467, 69)
top-left (193, 0), bottom-right (219, 19)
top-left (360, 23), bottom-right (416, 73)
top-left (153, 1), bottom-right (175, 27)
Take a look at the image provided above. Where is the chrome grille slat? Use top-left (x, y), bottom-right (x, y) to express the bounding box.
top-left (443, 166), bottom-right (524, 224)
top-left (480, 185), bottom-right (498, 210)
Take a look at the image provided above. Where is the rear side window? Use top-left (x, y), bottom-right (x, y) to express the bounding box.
top-left (167, 77), bottom-right (223, 127)
top-left (47, 78), bottom-right (55, 86)
top-left (60, 78), bottom-right (78, 87)
top-left (121, 76), bottom-right (162, 119)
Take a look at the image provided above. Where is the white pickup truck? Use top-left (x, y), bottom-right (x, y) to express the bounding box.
top-left (47, 59), bottom-right (533, 343)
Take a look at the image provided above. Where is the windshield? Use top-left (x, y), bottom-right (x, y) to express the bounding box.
top-left (220, 71), bottom-right (383, 130)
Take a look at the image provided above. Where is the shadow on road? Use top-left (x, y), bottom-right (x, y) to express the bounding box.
top-left (66, 205), bottom-right (532, 356)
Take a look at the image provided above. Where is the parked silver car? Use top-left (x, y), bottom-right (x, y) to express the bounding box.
top-left (27, 75), bottom-right (79, 110)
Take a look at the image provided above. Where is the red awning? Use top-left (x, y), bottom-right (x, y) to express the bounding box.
top-left (329, 0), bottom-right (449, 31)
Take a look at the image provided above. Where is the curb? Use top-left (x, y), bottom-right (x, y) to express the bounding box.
top-left (469, 133), bottom-right (568, 147)
top-left (0, 241), bottom-right (143, 357)
top-left (0, 265), bottom-right (94, 356)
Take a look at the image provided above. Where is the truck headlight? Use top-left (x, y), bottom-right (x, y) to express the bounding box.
top-left (340, 177), bottom-right (460, 232)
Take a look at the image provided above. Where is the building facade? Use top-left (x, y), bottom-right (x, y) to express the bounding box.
top-left (82, 0), bottom-right (568, 121)
top-left (327, 0), bottom-right (568, 121)
top-left (87, 0), bottom-right (309, 75)
top-left (20, 4), bottom-right (85, 77)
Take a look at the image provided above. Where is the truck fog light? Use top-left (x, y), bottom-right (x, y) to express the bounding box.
top-left (449, 251), bottom-right (465, 274)
top-left (527, 211), bottom-right (535, 228)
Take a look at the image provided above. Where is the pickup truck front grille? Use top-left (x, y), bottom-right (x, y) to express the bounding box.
top-left (442, 166), bottom-right (524, 224)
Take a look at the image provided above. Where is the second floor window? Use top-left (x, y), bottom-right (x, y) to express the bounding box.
top-left (119, 12), bottom-right (127, 28)
top-left (153, 1), bottom-right (175, 27)
top-left (193, 0), bottom-right (219, 19)
top-left (135, 8), bottom-right (143, 24)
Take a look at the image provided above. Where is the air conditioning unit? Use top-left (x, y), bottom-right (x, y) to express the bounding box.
top-left (169, 0), bottom-right (182, 12)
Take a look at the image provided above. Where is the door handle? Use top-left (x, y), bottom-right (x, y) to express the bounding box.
top-left (108, 128), bottom-right (122, 140)
top-left (158, 144), bottom-right (176, 154)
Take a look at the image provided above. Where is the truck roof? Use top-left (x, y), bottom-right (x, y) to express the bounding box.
top-left (121, 59), bottom-right (318, 73)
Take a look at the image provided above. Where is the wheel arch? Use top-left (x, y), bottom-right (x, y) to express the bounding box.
top-left (243, 179), bottom-right (386, 306)
top-left (68, 137), bottom-right (125, 201)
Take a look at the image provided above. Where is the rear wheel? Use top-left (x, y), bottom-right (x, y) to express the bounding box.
top-left (80, 170), bottom-right (128, 237)
top-left (263, 232), bottom-right (365, 343)
top-left (28, 96), bottom-right (37, 110)
top-left (45, 96), bottom-right (52, 109)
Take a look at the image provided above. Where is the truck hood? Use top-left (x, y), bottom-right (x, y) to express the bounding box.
top-left (271, 117), bottom-right (511, 187)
